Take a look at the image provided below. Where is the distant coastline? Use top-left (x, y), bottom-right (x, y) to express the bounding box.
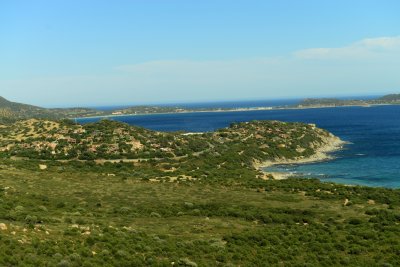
top-left (2, 93), bottom-right (400, 122)
top-left (75, 106), bottom-right (275, 120)
top-left (75, 102), bottom-right (399, 121)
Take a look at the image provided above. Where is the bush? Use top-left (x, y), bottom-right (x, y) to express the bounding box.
top-left (348, 218), bottom-right (363, 225)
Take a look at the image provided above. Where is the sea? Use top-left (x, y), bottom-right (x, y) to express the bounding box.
top-left (77, 100), bottom-right (400, 188)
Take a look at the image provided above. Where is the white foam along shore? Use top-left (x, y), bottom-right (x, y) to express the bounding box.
top-left (254, 134), bottom-right (347, 180)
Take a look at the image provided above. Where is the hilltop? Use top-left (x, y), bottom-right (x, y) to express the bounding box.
top-left (0, 119), bottom-right (341, 181)
top-left (377, 94), bottom-right (400, 102)
top-left (0, 96), bottom-right (103, 122)
top-left (0, 96), bottom-right (50, 122)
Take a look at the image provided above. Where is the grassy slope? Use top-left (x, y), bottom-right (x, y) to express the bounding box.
top-left (0, 119), bottom-right (399, 266)
top-left (1, 159), bottom-right (400, 266)
top-left (0, 97), bottom-right (101, 121)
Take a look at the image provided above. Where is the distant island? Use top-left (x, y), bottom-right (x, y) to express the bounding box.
top-left (1, 93), bottom-right (399, 123)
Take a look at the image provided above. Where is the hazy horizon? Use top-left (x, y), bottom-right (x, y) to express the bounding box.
top-left (2, 92), bottom-right (386, 109)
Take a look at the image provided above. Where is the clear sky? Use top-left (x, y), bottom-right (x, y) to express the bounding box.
top-left (1, 0), bottom-right (399, 107)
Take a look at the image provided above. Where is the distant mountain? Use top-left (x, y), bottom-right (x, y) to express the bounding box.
top-left (0, 96), bottom-right (38, 110)
top-left (0, 96), bottom-right (103, 122)
top-left (297, 98), bottom-right (366, 107)
top-left (0, 96), bottom-right (51, 122)
top-left (296, 93), bottom-right (400, 108)
top-left (377, 94), bottom-right (400, 102)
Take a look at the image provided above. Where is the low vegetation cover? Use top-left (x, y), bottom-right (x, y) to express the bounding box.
top-left (0, 119), bottom-right (399, 266)
top-left (0, 119), bottom-right (339, 184)
top-left (1, 118), bottom-right (330, 162)
top-left (1, 160), bottom-right (400, 266)
top-left (0, 96), bottom-right (102, 122)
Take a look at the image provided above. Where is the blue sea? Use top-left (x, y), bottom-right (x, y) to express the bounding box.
top-left (78, 103), bottom-right (400, 188)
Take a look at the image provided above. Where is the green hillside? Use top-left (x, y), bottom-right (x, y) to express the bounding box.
top-left (0, 107), bottom-right (399, 266)
top-left (0, 119), bottom-right (341, 183)
top-left (0, 96), bottom-right (102, 121)
top-left (0, 156), bottom-right (399, 266)
top-left (0, 96), bottom-right (50, 121)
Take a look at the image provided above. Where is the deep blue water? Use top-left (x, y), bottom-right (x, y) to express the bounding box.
top-left (77, 105), bottom-right (400, 188)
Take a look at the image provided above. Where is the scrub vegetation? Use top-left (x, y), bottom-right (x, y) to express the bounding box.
top-left (0, 118), bottom-right (398, 266)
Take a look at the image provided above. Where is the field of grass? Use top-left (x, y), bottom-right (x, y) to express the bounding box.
top-left (1, 159), bottom-right (399, 266)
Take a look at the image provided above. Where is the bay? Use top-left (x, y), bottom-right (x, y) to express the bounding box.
top-left (78, 105), bottom-right (400, 188)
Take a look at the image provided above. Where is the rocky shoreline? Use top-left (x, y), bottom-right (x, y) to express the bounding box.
top-left (255, 134), bottom-right (347, 180)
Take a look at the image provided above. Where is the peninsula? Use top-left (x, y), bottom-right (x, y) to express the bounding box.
top-left (0, 119), bottom-right (342, 178)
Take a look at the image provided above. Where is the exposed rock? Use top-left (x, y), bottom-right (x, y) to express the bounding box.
top-left (296, 147), bottom-right (306, 153)
top-left (178, 258), bottom-right (198, 267)
top-left (39, 164), bottom-right (47, 170)
top-left (0, 223), bottom-right (7, 230)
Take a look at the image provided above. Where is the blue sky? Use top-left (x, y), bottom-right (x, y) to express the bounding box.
top-left (1, 0), bottom-right (399, 107)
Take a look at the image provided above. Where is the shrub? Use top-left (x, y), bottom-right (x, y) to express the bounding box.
top-left (348, 218), bottom-right (363, 225)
